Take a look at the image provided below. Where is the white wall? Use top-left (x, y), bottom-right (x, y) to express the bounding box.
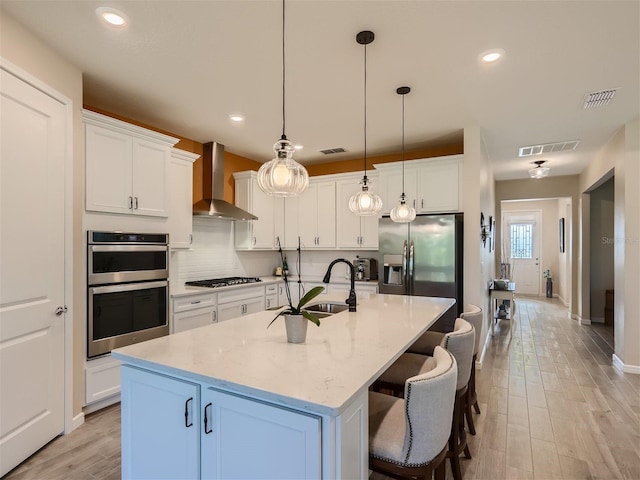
top-left (579, 116), bottom-right (640, 371)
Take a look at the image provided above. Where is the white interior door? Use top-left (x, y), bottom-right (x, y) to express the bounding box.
top-left (503, 211), bottom-right (541, 295)
top-left (0, 68), bottom-right (67, 476)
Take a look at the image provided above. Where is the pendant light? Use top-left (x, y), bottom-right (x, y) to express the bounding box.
top-left (390, 86), bottom-right (416, 223)
top-left (349, 31), bottom-right (383, 216)
top-left (257, 0), bottom-right (309, 197)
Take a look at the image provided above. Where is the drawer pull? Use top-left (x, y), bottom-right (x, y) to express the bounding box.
top-left (190, 300), bottom-right (201, 304)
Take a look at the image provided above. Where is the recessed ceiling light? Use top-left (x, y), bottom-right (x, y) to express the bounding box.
top-left (96, 7), bottom-right (128, 27)
top-left (229, 114), bottom-right (244, 122)
top-left (294, 145), bottom-right (303, 151)
top-left (480, 48), bottom-right (505, 63)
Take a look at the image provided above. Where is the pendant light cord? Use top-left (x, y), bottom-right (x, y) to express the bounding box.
top-left (401, 92), bottom-right (405, 197)
top-left (363, 41), bottom-right (368, 181)
top-left (281, 0), bottom-right (286, 141)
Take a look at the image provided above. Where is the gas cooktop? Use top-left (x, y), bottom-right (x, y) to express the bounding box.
top-left (185, 277), bottom-right (262, 288)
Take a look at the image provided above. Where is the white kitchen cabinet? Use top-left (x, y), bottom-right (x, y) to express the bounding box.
top-left (376, 155), bottom-right (463, 215)
top-left (201, 387), bottom-right (321, 479)
top-left (234, 171), bottom-right (284, 250)
top-left (416, 160), bottom-right (462, 212)
top-left (286, 180), bottom-right (336, 249)
top-left (120, 365), bottom-right (322, 480)
top-left (85, 355), bottom-right (121, 408)
top-left (169, 148), bottom-right (199, 249)
top-left (335, 176), bottom-right (379, 249)
top-left (172, 292), bottom-right (217, 333)
top-left (120, 365), bottom-right (200, 480)
top-left (83, 110), bottom-right (178, 217)
top-left (217, 285), bottom-right (265, 322)
top-left (265, 282), bottom-right (280, 309)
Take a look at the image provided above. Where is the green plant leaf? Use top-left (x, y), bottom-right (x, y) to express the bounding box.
top-left (296, 286), bottom-right (325, 312)
top-left (266, 309), bottom-right (290, 329)
top-left (302, 310), bottom-right (321, 327)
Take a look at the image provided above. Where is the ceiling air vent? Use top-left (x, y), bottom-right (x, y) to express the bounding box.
top-left (582, 89), bottom-right (618, 109)
top-left (319, 147), bottom-right (347, 155)
top-left (518, 140), bottom-right (580, 157)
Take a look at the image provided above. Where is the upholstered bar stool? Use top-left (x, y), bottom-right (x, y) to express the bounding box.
top-left (374, 318), bottom-right (475, 480)
top-left (369, 346), bottom-right (458, 480)
top-left (460, 304), bottom-right (483, 435)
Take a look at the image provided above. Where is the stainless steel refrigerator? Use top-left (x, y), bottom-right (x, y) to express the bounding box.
top-left (378, 214), bottom-right (463, 326)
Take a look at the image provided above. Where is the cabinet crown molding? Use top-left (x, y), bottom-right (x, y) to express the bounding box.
top-left (82, 109), bottom-right (180, 147)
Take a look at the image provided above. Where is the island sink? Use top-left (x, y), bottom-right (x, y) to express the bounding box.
top-left (305, 302), bottom-right (350, 314)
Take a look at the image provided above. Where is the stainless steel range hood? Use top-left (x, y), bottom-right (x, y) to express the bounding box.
top-left (193, 142), bottom-right (257, 221)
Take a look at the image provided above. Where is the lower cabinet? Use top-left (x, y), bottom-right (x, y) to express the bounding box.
top-left (120, 365), bottom-right (321, 480)
top-left (217, 286), bottom-right (264, 322)
top-left (172, 292), bottom-right (218, 334)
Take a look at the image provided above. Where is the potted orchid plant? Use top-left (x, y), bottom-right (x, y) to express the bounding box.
top-left (267, 246), bottom-right (324, 342)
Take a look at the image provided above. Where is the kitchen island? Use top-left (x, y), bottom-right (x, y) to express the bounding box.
top-left (112, 293), bottom-right (454, 480)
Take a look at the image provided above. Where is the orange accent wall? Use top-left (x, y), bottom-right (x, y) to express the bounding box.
top-left (306, 144), bottom-right (463, 176)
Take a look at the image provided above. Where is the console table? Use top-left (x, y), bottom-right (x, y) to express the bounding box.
top-left (489, 283), bottom-right (516, 335)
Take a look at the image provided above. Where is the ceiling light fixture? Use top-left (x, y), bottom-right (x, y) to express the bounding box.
top-left (349, 31), bottom-right (383, 217)
top-left (529, 160), bottom-right (550, 179)
top-left (390, 86), bottom-right (416, 223)
top-left (480, 48), bottom-right (505, 63)
top-left (96, 7), bottom-right (128, 27)
top-left (229, 114), bottom-right (244, 122)
top-left (257, 0), bottom-right (309, 197)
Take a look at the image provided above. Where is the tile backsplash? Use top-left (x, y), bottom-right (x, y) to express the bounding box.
top-left (171, 218), bottom-right (377, 285)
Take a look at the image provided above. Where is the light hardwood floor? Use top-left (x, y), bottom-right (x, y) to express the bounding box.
top-left (5, 297), bottom-right (640, 479)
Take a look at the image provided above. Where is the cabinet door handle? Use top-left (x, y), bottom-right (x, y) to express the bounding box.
top-left (204, 402), bottom-right (213, 434)
top-left (421, 199), bottom-right (424, 209)
top-left (184, 397), bottom-right (193, 428)
top-left (212, 311), bottom-right (217, 323)
top-left (413, 199), bottom-right (416, 208)
top-left (128, 196), bottom-right (133, 209)
top-left (252, 236), bottom-right (256, 246)
top-left (189, 234), bottom-right (193, 245)
top-left (134, 196), bottom-right (139, 209)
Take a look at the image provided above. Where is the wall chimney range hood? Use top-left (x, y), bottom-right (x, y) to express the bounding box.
top-left (193, 142), bottom-right (257, 221)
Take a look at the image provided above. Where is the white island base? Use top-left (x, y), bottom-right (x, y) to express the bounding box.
top-left (113, 293), bottom-right (455, 479)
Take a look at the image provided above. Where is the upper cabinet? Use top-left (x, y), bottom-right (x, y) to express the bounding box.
top-left (83, 110), bottom-right (179, 217)
top-left (376, 155), bottom-right (463, 215)
top-left (285, 180), bottom-right (336, 249)
top-left (234, 171), bottom-right (284, 250)
top-left (168, 148), bottom-right (199, 249)
top-left (336, 175), bottom-right (379, 250)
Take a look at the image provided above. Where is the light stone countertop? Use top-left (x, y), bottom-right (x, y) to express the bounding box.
top-left (113, 293), bottom-right (454, 415)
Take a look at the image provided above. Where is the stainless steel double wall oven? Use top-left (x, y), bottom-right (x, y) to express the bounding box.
top-left (87, 231), bottom-right (169, 358)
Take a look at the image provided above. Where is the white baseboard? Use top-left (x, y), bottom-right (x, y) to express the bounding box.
top-left (577, 315), bottom-right (591, 325)
top-left (591, 316), bottom-right (605, 324)
top-left (83, 393), bottom-right (121, 414)
top-left (70, 412), bottom-right (84, 432)
top-left (613, 354), bottom-right (640, 374)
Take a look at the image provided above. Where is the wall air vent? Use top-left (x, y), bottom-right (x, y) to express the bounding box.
top-left (582, 89), bottom-right (618, 109)
top-left (319, 147), bottom-right (347, 155)
top-left (518, 140), bottom-right (580, 157)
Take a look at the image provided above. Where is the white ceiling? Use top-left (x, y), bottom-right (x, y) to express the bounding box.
top-left (2, 0), bottom-right (638, 180)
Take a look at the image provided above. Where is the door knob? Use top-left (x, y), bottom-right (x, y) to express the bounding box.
top-left (55, 306), bottom-right (68, 316)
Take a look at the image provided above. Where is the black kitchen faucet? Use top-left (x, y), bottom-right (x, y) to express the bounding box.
top-left (322, 258), bottom-right (357, 312)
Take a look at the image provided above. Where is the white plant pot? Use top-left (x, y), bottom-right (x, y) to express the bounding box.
top-left (284, 314), bottom-right (308, 343)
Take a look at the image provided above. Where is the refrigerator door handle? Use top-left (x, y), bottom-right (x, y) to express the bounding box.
top-left (402, 240), bottom-right (408, 289)
top-left (408, 240), bottom-right (415, 295)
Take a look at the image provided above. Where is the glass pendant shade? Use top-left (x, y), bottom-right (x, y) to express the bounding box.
top-left (349, 179), bottom-right (383, 216)
top-left (390, 197), bottom-right (416, 223)
top-left (528, 164), bottom-right (550, 179)
top-left (257, 139), bottom-right (309, 197)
